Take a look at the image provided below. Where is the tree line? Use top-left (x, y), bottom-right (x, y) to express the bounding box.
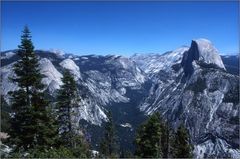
top-left (1, 26), bottom-right (192, 158)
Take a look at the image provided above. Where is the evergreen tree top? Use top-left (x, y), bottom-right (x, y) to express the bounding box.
top-left (18, 26), bottom-right (34, 53)
top-left (22, 26), bottom-right (32, 38)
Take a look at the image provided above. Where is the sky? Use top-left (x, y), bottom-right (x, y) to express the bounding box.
top-left (1, 1), bottom-right (239, 56)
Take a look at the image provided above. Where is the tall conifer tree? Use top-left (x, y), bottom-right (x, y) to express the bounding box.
top-left (135, 112), bottom-right (163, 158)
top-left (9, 26), bottom-right (58, 152)
top-left (56, 69), bottom-right (80, 146)
top-left (172, 124), bottom-right (193, 158)
top-left (1, 95), bottom-right (10, 134)
top-left (56, 69), bottom-right (90, 157)
top-left (99, 111), bottom-right (118, 157)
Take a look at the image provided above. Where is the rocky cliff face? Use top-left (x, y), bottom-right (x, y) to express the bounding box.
top-left (1, 51), bottom-right (148, 126)
top-left (1, 39), bottom-right (239, 158)
top-left (1, 51), bottom-right (149, 151)
top-left (134, 39), bottom-right (239, 158)
top-left (181, 39), bottom-right (226, 77)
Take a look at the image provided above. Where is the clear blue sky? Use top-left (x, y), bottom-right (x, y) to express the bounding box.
top-left (1, 1), bottom-right (239, 56)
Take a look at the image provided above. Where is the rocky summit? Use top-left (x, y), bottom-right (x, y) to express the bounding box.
top-left (1, 39), bottom-right (239, 158)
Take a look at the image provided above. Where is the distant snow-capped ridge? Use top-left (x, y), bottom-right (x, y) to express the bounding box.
top-left (48, 49), bottom-right (65, 55)
top-left (0, 51), bottom-right (15, 59)
top-left (131, 46), bottom-right (189, 76)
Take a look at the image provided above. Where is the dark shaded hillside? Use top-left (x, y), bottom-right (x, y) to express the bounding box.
top-left (221, 55), bottom-right (239, 75)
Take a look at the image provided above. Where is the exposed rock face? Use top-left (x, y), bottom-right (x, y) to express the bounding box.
top-left (1, 63), bottom-right (18, 102)
top-left (181, 39), bottom-right (226, 77)
top-left (194, 39), bottom-right (225, 70)
top-left (0, 52), bottom-right (148, 127)
top-left (1, 38), bottom-right (239, 158)
top-left (39, 58), bottom-right (63, 94)
top-left (134, 39), bottom-right (239, 158)
top-left (1, 51), bottom-right (150, 151)
top-left (59, 58), bottom-right (82, 80)
top-left (131, 46), bottom-right (189, 78)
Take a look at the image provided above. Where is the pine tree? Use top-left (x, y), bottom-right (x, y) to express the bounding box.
top-left (172, 123), bottom-right (193, 158)
top-left (1, 95), bottom-right (10, 134)
top-left (8, 26), bottom-right (58, 152)
top-left (160, 116), bottom-right (171, 158)
top-left (56, 69), bottom-right (80, 146)
top-left (134, 112), bottom-right (163, 158)
top-left (99, 111), bottom-right (118, 157)
top-left (56, 69), bottom-right (90, 157)
top-left (120, 149), bottom-right (133, 158)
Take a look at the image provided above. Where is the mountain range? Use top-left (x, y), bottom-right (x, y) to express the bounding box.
top-left (1, 38), bottom-right (239, 158)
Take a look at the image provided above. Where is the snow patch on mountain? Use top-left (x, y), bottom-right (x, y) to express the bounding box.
top-left (120, 123), bottom-right (132, 128)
